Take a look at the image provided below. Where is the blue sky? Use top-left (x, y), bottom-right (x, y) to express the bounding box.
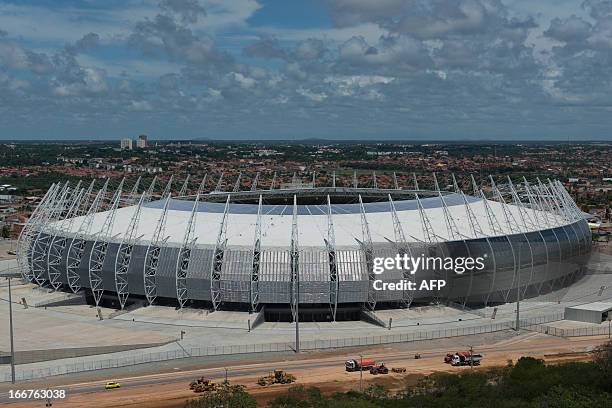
top-left (0, 0), bottom-right (611, 140)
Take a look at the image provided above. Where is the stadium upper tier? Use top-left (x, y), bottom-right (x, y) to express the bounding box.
top-left (16, 173), bottom-right (592, 318)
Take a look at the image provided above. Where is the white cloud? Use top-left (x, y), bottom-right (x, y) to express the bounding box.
top-left (297, 87), bottom-right (328, 102)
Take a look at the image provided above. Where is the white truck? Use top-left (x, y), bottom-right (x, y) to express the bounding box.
top-left (451, 353), bottom-right (483, 366)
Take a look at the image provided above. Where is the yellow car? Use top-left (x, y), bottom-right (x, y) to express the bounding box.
top-left (105, 381), bottom-right (121, 390)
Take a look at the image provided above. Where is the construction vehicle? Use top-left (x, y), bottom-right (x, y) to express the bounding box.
top-left (369, 362), bottom-right (389, 375)
top-left (345, 358), bottom-right (376, 372)
top-left (190, 377), bottom-right (217, 392)
top-left (257, 370), bottom-right (296, 386)
top-left (450, 353), bottom-right (482, 366)
top-left (391, 367), bottom-right (406, 373)
top-left (445, 351), bottom-right (470, 363)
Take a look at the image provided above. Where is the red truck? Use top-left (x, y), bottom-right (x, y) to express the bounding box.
top-left (444, 351), bottom-right (482, 366)
top-left (345, 358), bottom-right (376, 372)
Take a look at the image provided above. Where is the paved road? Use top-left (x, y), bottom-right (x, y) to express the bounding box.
top-left (0, 332), bottom-right (606, 406)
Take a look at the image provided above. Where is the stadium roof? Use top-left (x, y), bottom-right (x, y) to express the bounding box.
top-left (55, 193), bottom-right (564, 248)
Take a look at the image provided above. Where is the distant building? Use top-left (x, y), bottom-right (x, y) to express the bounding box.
top-left (136, 134), bottom-right (148, 149)
top-left (121, 138), bottom-right (133, 150)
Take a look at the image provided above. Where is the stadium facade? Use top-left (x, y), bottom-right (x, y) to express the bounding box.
top-left (17, 172), bottom-right (591, 321)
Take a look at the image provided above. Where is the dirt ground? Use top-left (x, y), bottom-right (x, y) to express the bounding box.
top-left (3, 333), bottom-right (608, 408)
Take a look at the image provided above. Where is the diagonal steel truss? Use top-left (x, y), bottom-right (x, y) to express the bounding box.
top-left (489, 176), bottom-right (518, 302)
top-left (455, 175), bottom-right (498, 307)
top-left (250, 195), bottom-right (263, 312)
top-left (270, 171), bottom-right (277, 190)
top-left (114, 178), bottom-right (156, 309)
top-left (290, 195), bottom-right (300, 322)
top-left (88, 178), bottom-right (126, 306)
top-left (47, 180), bottom-right (88, 290)
top-left (543, 179), bottom-right (580, 258)
top-left (251, 172), bottom-right (260, 191)
top-left (214, 172), bottom-right (224, 192)
top-left (506, 177), bottom-right (535, 299)
top-left (175, 177), bottom-right (207, 308)
top-left (358, 194), bottom-right (376, 311)
top-left (66, 179), bottom-right (109, 293)
top-left (233, 172), bottom-right (242, 192)
top-left (143, 176), bottom-right (173, 305)
top-left (530, 178), bottom-right (563, 294)
top-left (522, 177), bottom-right (551, 296)
top-left (30, 181), bottom-right (71, 286)
top-left (472, 175), bottom-right (506, 305)
top-left (554, 180), bottom-right (589, 253)
top-left (433, 173), bottom-right (460, 241)
top-left (16, 183), bottom-right (58, 281)
top-left (388, 194), bottom-right (415, 308)
top-left (325, 195), bottom-right (339, 321)
top-left (210, 195), bottom-right (230, 311)
top-left (179, 174), bottom-right (190, 196)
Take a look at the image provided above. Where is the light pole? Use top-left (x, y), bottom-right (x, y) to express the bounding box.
top-left (8, 276), bottom-right (16, 384)
top-left (515, 242), bottom-right (521, 334)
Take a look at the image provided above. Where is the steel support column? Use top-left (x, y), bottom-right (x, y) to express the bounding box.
top-left (66, 179), bottom-right (109, 293)
top-left (358, 195), bottom-right (376, 311)
top-left (175, 178), bottom-right (206, 308)
top-left (290, 195), bottom-right (300, 322)
top-left (325, 195), bottom-right (339, 321)
top-left (88, 178), bottom-right (125, 306)
top-left (388, 194), bottom-right (415, 308)
top-left (210, 195), bottom-right (230, 311)
top-left (250, 195), bottom-right (263, 312)
top-left (143, 176), bottom-right (173, 305)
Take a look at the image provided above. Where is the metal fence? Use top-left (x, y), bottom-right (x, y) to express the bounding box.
top-left (1, 313), bottom-right (564, 383)
top-left (523, 321), bottom-right (612, 338)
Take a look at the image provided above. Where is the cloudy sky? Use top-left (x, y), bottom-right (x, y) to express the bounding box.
top-left (1, 0), bottom-right (611, 140)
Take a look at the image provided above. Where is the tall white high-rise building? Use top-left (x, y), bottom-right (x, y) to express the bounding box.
top-left (120, 138), bottom-right (133, 150)
top-left (136, 134), bottom-right (148, 148)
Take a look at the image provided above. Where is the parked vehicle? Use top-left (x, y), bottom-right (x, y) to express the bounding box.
top-left (391, 367), bottom-right (406, 373)
top-left (450, 353), bottom-right (483, 366)
top-left (444, 351), bottom-right (471, 364)
top-left (345, 358), bottom-right (376, 372)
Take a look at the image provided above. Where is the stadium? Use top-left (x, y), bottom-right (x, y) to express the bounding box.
top-left (16, 172), bottom-right (591, 322)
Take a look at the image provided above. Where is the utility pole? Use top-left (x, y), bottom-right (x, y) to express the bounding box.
top-left (359, 354), bottom-right (363, 392)
top-left (469, 345), bottom-right (474, 370)
top-left (8, 276), bottom-right (16, 383)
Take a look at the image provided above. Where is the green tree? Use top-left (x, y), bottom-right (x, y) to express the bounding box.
top-left (185, 384), bottom-right (256, 408)
top-left (1, 225), bottom-right (10, 239)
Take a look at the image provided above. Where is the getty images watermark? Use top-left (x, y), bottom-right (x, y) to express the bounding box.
top-left (372, 253), bottom-right (487, 291)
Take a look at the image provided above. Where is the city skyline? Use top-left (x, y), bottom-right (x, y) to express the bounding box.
top-left (1, 0), bottom-right (612, 140)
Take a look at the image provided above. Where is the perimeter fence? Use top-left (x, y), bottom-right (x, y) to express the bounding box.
top-left (1, 313), bottom-right (564, 382)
